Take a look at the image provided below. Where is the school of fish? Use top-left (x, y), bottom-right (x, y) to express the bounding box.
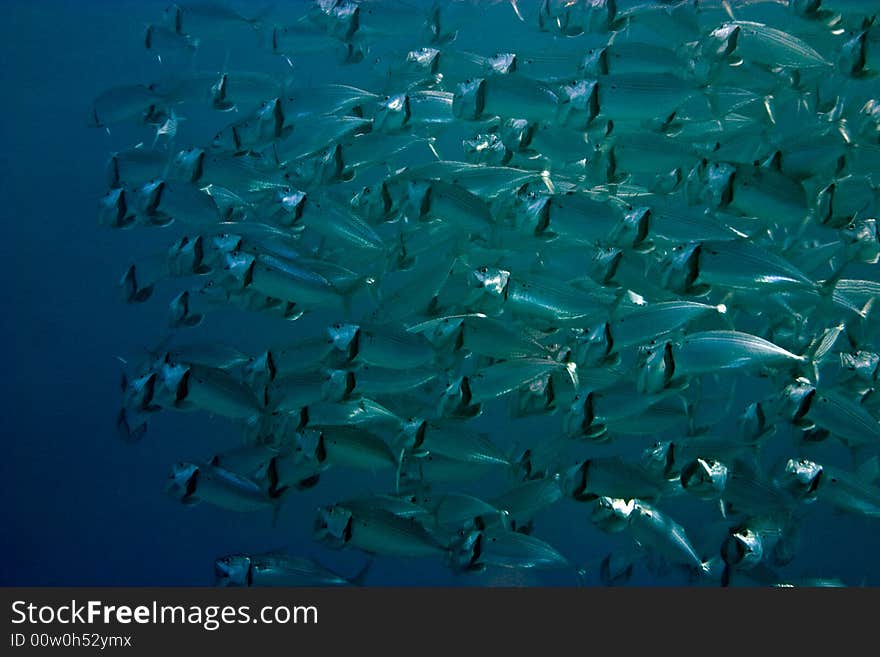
top-left (94, 0), bottom-right (880, 587)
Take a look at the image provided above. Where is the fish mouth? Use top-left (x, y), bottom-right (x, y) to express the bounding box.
top-left (453, 78), bottom-right (486, 120)
top-left (410, 420), bottom-right (429, 450)
top-left (788, 384), bottom-right (816, 426)
top-left (313, 506), bottom-right (353, 546)
top-left (664, 242), bottom-right (702, 293)
top-left (280, 189), bottom-right (307, 222)
top-left (581, 47), bottom-right (609, 76)
top-left (722, 527), bottom-right (762, 569)
top-left (624, 206), bottom-right (652, 249)
top-left (313, 511), bottom-right (330, 535)
top-left (643, 441), bottom-right (676, 480)
top-left (593, 248), bottom-right (623, 285)
top-left (214, 556), bottom-right (252, 586)
top-left (680, 459), bottom-right (727, 498)
top-left (211, 74), bottom-right (229, 109)
top-left (568, 459), bottom-right (596, 501)
top-left (591, 497), bottom-right (634, 532)
top-left (784, 458), bottom-right (823, 497)
top-left (489, 52), bottom-right (516, 74)
top-left (166, 463), bottom-right (199, 501)
top-left (142, 180), bottom-right (165, 215)
top-left (581, 392), bottom-right (597, 435)
top-left (115, 190), bottom-right (136, 229)
top-left (502, 118), bottom-right (534, 150)
top-left (528, 193), bottom-right (552, 236)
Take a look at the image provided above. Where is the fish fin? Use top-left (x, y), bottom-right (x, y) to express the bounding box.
top-left (422, 137), bottom-right (441, 160)
top-left (801, 322), bottom-right (847, 382)
top-left (508, 0), bottom-right (524, 21)
top-left (818, 259), bottom-right (854, 309)
top-left (759, 150), bottom-right (782, 171)
top-left (722, 0), bottom-right (736, 20)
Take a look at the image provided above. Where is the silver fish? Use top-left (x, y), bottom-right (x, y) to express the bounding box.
top-left (215, 553), bottom-right (369, 587)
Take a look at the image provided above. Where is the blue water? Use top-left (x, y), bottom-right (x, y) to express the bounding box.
top-left (3, 0), bottom-right (880, 587)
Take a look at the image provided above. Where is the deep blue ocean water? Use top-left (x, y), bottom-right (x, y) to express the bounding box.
top-left (2, 0), bottom-right (879, 587)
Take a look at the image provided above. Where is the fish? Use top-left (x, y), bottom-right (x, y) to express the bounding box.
top-left (144, 24), bottom-right (200, 60)
top-left (594, 73), bottom-right (701, 124)
top-left (457, 314), bottom-right (550, 359)
top-left (90, 85), bottom-right (166, 128)
top-left (781, 457), bottom-right (880, 517)
top-left (662, 239), bottom-right (820, 297)
top-left (328, 323), bottom-right (436, 370)
top-left (607, 301), bottom-right (729, 352)
top-left (98, 189), bottom-right (136, 229)
top-left (314, 425), bottom-right (398, 471)
top-left (214, 553), bottom-right (370, 587)
top-left (166, 461), bottom-right (286, 513)
top-left (641, 331), bottom-right (809, 393)
top-left (398, 420), bottom-right (510, 467)
top-left (453, 75), bottom-right (563, 123)
top-left (563, 456), bottom-right (666, 502)
top-left (173, 363), bottom-right (264, 420)
top-left (781, 382), bottom-right (880, 448)
top-left (96, 0), bottom-right (880, 588)
top-left (703, 21), bottom-right (833, 70)
top-left (136, 180), bottom-right (222, 227)
top-left (106, 147), bottom-right (172, 189)
top-left (463, 358), bottom-right (577, 406)
top-left (164, 2), bottom-right (272, 38)
top-left (626, 500), bottom-right (712, 575)
top-left (451, 527), bottom-right (570, 572)
top-left (314, 504), bottom-right (450, 558)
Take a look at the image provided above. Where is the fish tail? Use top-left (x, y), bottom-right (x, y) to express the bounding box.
top-left (799, 321), bottom-right (846, 382)
top-left (249, 2), bottom-right (277, 30)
